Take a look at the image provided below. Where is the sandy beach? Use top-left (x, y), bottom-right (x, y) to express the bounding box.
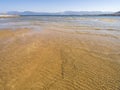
top-left (0, 23), bottom-right (120, 90)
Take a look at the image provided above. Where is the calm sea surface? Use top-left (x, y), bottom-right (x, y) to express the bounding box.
top-left (0, 16), bottom-right (120, 30)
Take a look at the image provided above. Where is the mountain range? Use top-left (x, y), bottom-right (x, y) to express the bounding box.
top-left (0, 11), bottom-right (120, 16)
top-left (6, 11), bottom-right (114, 15)
top-left (114, 11), bottom-right (120, 15)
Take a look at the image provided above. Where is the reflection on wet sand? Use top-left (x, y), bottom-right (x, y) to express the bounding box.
top-left (0, 24), bottom-right (120, 90)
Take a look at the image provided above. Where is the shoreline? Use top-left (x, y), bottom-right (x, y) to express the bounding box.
top-left (0, 15), bottom-right (20, 18)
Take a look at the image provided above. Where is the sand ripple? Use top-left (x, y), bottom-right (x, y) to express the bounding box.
top-left (0, 28), bottom-right (120, 90)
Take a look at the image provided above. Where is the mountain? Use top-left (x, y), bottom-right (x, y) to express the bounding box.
top-left (6, 11), bottom-right (113, 15)
top-left (62, 11), bottom-right (113, 15)
top-left (7, 11), bottom-right (60, 15)
top-left (114, 11), bottom-right (120, 15)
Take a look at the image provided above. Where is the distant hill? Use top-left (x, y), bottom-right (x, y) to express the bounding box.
top-left (114, 11), bottom-right (120, 15)
top-left (6, 11), bottom-right (113, 15)
top-left (100, 11), bottom-right (120, 16)
top-left (62, 11), bottom-right (113, 15)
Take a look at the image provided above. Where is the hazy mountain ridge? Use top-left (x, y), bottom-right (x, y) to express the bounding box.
top-left (114, 11), bottom-right (120, 15)
top-left (6, 11), bottom-right (114, 15)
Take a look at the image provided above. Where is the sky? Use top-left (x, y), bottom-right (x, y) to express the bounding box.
top-left (0, 0), bottom-right (120, 12)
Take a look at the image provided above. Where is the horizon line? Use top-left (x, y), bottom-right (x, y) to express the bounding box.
top-left (0, 10), bottom-right (117, 13)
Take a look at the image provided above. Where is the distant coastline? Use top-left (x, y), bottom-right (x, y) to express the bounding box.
top-left (6, 11), bottom-right (115, 16)
top-left (0, 15), bottom-right (20, 18)
top-left (0, 11), bottom-right (120, 16)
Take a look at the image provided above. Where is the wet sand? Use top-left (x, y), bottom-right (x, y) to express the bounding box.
top-left (0, 27), bottom-right (120, 90)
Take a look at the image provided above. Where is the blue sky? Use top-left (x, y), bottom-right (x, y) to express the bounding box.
top-left (0, 0), bottom-right (120, 12)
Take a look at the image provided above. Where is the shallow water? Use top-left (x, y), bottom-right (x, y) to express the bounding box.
top-left (0, 16), bottom-right (120, 90)
top-left (0, 16), bottom-right (120, 29)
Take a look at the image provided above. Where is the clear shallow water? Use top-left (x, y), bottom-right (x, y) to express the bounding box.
top-left (0, 16), bottom-right (120, 90)
top-left (0, 16), bottom-right (120, 30)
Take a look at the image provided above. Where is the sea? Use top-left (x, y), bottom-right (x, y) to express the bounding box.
top-left (0, 15), bottom-right (120, 29)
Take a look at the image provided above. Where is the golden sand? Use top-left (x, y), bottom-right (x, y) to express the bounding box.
top-left (0, 27), bottom-right (120, 90)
